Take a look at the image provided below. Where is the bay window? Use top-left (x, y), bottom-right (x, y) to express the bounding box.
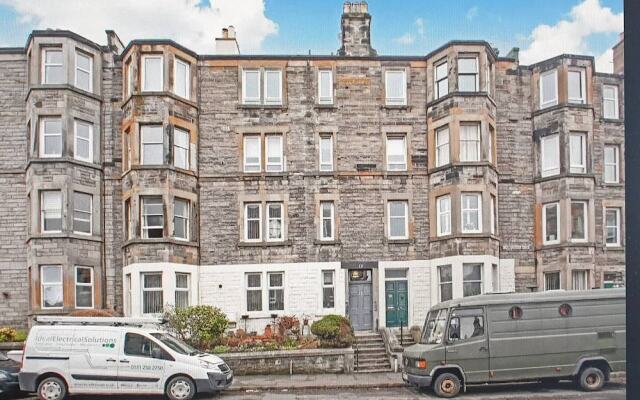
top-left (142, 272), bottom-right (163, 314)
top-left (175, 273), bottom-right (190, 309)
top-left (73, 192), bottom-right (92, 235)
top-left (458, 57), bottom-right (478, 92)
top-left (434, 60), bottom-right (448, 99)
top-left (463, 263), bottom-right (482, 297)
top-left (460, 124), bottom-right (480, 162)
top-left (540, 134), bottom-right (560, 177)
top-left (142, 55), bottom-right (163, 92)
top-left (141, 125), bottom-right (164, 165)
top-left (572, 270), bottom-right (589, 291)
top-left (41, 191), bottom-right (62, 233)
top-left (544, 272), bottom-right (560, 291)
top-left (540, 69), bottom-right (558, 108)
top-left (602, 85), bottom-right (619, 119)
top-left (605, 207), bottom-right (621, 247)
top-left (75, 51), bottom-right (93, 92)
top-left (40, 117), bottom-right (62, 158)
top-left (174, 58), bottom-right (190, 99)
top-left (461, 193), bottom-right (482, 233)
top-left (568, 69), bottom-right (586, 104)
top-left (569, 132), bottom-right (587, 174)
top-left (436, 195), bottom-right (451, 236)
top-left (42, 48), bottom-right (63, 84)
top-left (438, 265), bottom-right (453, 302)
top-left (173, 127), bottom-right (189, 170)
top-left (173, 198), bottom-right (189, 241)
top-left (74, 120), bottom-right (93, 163)
top-left (543, 202), bottom-right (560, 245)
top-left (41, 265), bottom-right (63, 309)
top-left (75, 266), bottom-right (94, 309)
top-left (570, 200), bottom-right (587, 242)
top-left (604, 145), bottom-right (620, 183)
top-left (435, 126), bottom-right (450, 167)
top-left (141, 196), bottom-right (164, 239)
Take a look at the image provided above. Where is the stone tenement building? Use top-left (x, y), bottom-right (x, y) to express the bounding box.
top-left (0, 2), bottom-right (625, 330)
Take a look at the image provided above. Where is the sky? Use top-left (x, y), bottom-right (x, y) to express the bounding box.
top-left (0, 0), bottom-right (623, 72)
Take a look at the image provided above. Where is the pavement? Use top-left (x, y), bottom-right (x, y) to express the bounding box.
top-left (227, 372), bottom-right (405, 392)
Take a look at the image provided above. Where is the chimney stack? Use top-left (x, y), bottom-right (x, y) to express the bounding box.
top-left (338, 1), bottom-right (376, 57)
top-left (216, 25), bottom-right (240, 55)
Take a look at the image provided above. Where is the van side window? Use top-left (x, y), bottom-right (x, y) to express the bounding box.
top-left (509, 306), bottom-right (523, 320)
top-left (124, 333), bottom-right (163, 358)
top-left (559, 303), bottom-right (573, 317)
top-left (448, 308), bottom-right (485, 342)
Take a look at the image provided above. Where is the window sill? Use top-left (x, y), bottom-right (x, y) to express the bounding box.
top-left (314, 239), bottom-right (341, 246)
top-left (238, 240), bottom-right (292, 248)
top-left (604, 245), bottom-right (625, 251)
top-left (601, 118), bottom-right (624, 124)
top-left (241, 172), bottom-right (290, 180)
top-left (384, 171), bottom-right (410, 177)
top-left (385, 238), bottom-right (413, 245)
top-left (27, 233), bottom-right (103, 244)
top-left (602, 182), bottom-right (624, 188)
top-left (122, 238), bottom-right (199, 248)
top-left (314, 104), bottom-right (337, 110)
top-left (382, 104), bottom-right (410, 110)
top-left (237, 104), bottom-right (287, 110)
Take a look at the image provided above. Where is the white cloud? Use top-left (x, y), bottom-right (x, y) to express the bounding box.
top-left (0, 0), bottom-right (278, 53)
top-left (595, 48), bottom-right (614, 73)
top-left (394, 33), bottom-right (414, 45)
top-left (415, 18), bottom-right (425, 37)
top-left (466, 6), bottom-right (479, 21)
top-left (519, 0), bottom-right (622, 72)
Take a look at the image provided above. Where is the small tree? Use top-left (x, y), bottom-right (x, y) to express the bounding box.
top-left (163, 305), bottom-right (228, 348)
top-left (310, 314), bottom-right (354, 348)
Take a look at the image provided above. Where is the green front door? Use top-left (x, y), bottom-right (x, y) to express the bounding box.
top-left (385, 280), bottom-right (408, 327)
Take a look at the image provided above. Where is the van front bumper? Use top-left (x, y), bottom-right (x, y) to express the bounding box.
top-left (195, 371), bottom-right (233, 393)
top-left (402, 371), bottom-right (432, 387)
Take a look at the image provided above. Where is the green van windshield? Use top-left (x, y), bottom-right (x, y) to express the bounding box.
top-left (421, 308), bottom-right (448, 344)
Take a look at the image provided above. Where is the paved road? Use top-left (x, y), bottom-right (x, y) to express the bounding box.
top-left (12, 381), bottom-right (626, 399)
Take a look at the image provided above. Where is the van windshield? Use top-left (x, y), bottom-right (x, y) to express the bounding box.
top-left (420, 308), bottom-right (448, 344)
top-left (150, 333), bottom-right (202, 356)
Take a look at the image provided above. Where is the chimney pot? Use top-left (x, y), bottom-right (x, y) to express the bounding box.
top-left (228, 25), bottom-right (236, 39)
top-left (222, 28), bottom-right (228, 39)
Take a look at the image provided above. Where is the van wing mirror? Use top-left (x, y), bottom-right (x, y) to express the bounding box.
top-left (151, 348), bottom-right (163, 359)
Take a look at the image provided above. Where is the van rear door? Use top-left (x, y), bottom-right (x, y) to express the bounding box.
top-left (444, 307), bottom-right (490, 383)
top-left (117, 331), bottom-right (167, 394)
top-left (68, 328), bottom-right (120, 393)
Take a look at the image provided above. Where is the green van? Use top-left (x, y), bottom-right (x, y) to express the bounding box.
top-left (402, 289), bottom-right (625, 398)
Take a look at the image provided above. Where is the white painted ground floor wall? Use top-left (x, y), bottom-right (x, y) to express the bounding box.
top-left (123, 256), bottom-right (515, 332)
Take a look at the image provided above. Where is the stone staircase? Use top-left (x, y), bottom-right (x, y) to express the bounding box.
top-left (399, 331), bottom-right (416, 347)
top-left (354, 331), bottom-right (393, 373)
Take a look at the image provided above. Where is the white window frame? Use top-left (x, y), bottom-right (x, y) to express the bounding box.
top-left (74, 119), bottom-right (93, 163)
top-left (604, 145), bottom-right (620, 183)
top-left (543, 202), bottom-right (560, 245)
top-left (318, 70), bottom-right (333, 105)
top-left (175, 272), bottom-right (190, 309)
top-left (173, 58), bottom-right (190, 100)
top-left (173, 127), bottom-right (190, 170)
top-left (264, 70), bottom-right (283, 105)
top-left (603, 84), bottom-right (619, 119)
top-left (39, 117), bottom-right (63, 158)
top-left (540, 69), bottom-right (558, 109)
top-left (541, 134), bottom-right (560, 177)
top-left (322, 270), bottom-right (335, 309)
top-left (265, 135), bottom-right (284, 172)
top-left (41, 190), bottom-right (62, 233)
top-left (570, 200), bottom-right (588, 243)
top-left (267, 272), bottom-right (285, 311)
top-left (266, 202), bottom-right (284, 242)
top-left (73, 191), bottom-right (92, 236)
top-left (141, 272), bottom-right (163, 315)
top-left (42, 48), bottom-right (63, 84)
top-left (74, 50), bottom-right (93, 92)
top-left (140, 125), bottom-right (164, 165)
top-left (244, 203), bottom-right (262, 242)
top-left (435, 126), bottom-right (450, 167)
top-left (568, 69), bottom-right (586, 104)
top-left (141, 196), bottom-right (164, 239)
top-left (386, 135), bottom-right (407, 171)
top-left (242, 69), bottom-right (261, 104)
top-left (571, 270), bottom-right (589, 291)
top-left (246, 273), bottom-right (263, 312)
top-left (173, 197), bottom-right (189, 241)
top-left (141, 55), bottom-right (163, 92)
top-left (461, 193), bottom-right (482, 233)
top-left (605, 207), bottom-right (621, 247)
top-left (243, 135), bottom-right (261, 173)
top-left (320, 201), bottom-right (335, 241)
top-left (387, 200), bottom-right (409, 240)
top-left (462, 263), bottom-right (483, 297)
top-left (319, 134), bottom-right (334, 172)
top-left (436, 195), bottom-right (451, 237)
top-left (41, 265), bottom-right (63, 309)
top-left (544, 271), bottom-right (561, 291)
top-left (74, 266), bottom-right (94, 309)
top-left (457, 56), bottom-right (479, 92)
top-left (434, 60), bottom-right (448, 99)
top-left (569, 132), bottom-right (587, 174)
top-left (460, 123), bottom-right (481, 162)
top-left (385, 70), bottom-right (407, 106)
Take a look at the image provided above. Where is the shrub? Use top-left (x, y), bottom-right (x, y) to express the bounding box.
top-left (0, 327), bottom-right (17, 342)
top-left (212, 345), bottom-right (230, 354)
top-left (13, 330), bottom-right (27, 342)
top-left (163, 305), bottom-right (229, 348)
top-left (310, 315), bottom-right (354, 348)
top-left (69, 309), bottom-right (117, 317)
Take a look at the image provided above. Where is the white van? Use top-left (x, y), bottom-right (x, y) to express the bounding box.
top-left (19, 317), bottom-right (233, 400)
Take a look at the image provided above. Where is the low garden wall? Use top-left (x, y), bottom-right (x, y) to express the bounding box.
top-left (220, 347), bottom-right (354, 375)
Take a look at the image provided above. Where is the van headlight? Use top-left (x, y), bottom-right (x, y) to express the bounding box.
top-left (199, 360), bottom-right (220, 370)
top-left (415, 359), bottom-right (427, 369)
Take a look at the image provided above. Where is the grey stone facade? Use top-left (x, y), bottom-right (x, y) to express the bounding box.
top-left (0, 2), bottom-right (625, 328)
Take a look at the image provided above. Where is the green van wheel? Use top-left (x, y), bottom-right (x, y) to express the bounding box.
top-left (578, 367), bottom-right (605, 391)
top-left (433, 372), bottom-right (461, 398)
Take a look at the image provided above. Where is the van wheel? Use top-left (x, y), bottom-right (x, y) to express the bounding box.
top-left (37, 376), bottom-right (67, 400)
top-left (166, 375), bottom-right (196, 400)
top-left (578, 367), bottom-right (605, 391)
top-left (433, 373), bottom-right (461, 398)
